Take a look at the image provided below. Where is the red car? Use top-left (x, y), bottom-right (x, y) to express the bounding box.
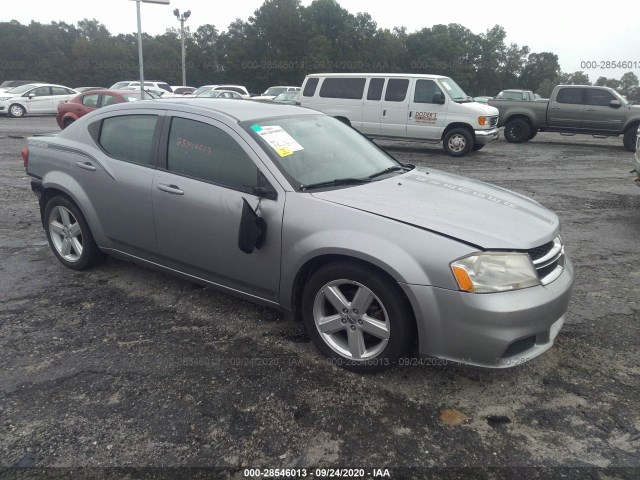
top-left (56, 89), bottom-right (158, 129)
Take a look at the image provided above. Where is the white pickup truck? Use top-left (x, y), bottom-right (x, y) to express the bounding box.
top-left (299, 73), bottom-right (500, 157)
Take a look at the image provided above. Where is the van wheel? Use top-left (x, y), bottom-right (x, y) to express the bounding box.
top-left (443, 128), bottom-right (473, 156)
top-left (44, 196), bottom-right (106, 270)
top-left (9, 104), bottom-right (26, 118)
top-left (623, 125), bottom-right (638, 152)
top-left (504, 118), bottom-right (532, 143)
top-left (301, 262), bottom-right (412, 373)
top-left (472, 144), bottom-right (485, 151)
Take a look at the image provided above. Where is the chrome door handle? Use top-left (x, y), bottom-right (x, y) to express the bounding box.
top-left (157, 183), bottom-right (184, 195)
top-left (76, 161), bottom-right (96, 171)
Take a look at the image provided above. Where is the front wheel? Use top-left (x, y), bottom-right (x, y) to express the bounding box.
top-left (623, 125), bottom-right (638, 152)
top-left (9, 104), bottom-right (26, 118)
top-left (44, 196), bottom-right (105, 270)
top-left (302, 262), bottom-right (413, 373)
top-left (443, 128), bottom-right (473, 157)
top-left (504, 118), bottom-right (532, 143)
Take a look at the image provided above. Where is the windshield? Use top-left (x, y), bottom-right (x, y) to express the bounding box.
top-left (243, 115), bottom-right (400, 189)
top-left (7, 84), bottom-right (37, 95)
top-left (275, 92), bottom-right (298, 101)
top-left (193, 86), bottom-right (213, 96)
top-left (439, 78), bottom-right (469, 102)
top-left (264, 87), bottom-right (288, 96)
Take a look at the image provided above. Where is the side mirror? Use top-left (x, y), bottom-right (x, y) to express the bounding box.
top-left (238, 198), bottom-right (267, 254)
top-left (28, 93), bottom-right (36, 99)
top-left (432, 92), bottom-right (445, 104)
top-left (609, 100), bottom-right (621, 108)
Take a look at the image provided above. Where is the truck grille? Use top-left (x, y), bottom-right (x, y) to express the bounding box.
top-left (489, 116), bottom-right (498, 127)
top-left (526, 236), bottom-right (564, 285)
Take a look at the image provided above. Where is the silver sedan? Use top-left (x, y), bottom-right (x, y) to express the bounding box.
top-left (24, 98), bottom-right (574, 372)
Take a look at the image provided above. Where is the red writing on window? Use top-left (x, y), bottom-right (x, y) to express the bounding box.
top-left (175, 137), bottom-right (213, 155)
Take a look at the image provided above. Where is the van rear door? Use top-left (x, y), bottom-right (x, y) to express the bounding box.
top-left (380, 78), bottom-right (410, 137)
top-left (361, 77), bottom-right (385, 135)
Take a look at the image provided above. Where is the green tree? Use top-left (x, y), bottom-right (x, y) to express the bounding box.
top-left (519, 52), bottom-right (560, 92)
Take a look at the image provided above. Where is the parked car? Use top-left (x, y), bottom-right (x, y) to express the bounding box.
top-left (252, 85), bottom-right (301, 101)
top-left (56, 89), bottom-right (159, 129)
top-left (111, 80), bottom-right (173, 93)
top-left (197, 90), bottom-right (243, 99)
top-left (299, 73), bottom-right (500, 156)
top-left (24, 98), bottom-right (574, 372)
top-left (74, 87), bottom-right (106, 93)
top-left (171, 86), bottom-right (197, 95)
top-left (192, 84), bottom-right (250, 98)
top-left (473, 96), bottom-right (493, 104)
top-left (0, 83), bottom-right (78, 117)
top-left (0, 80), bottom-right (44, 94)
top-left (633, 126), bottom-right (640, 187)
top-left (272, 91), bottom-right (300, 105)
top-left (488, 85), bottom-right (640, 150)
top-left (494, 89), bottom-right (541, 101)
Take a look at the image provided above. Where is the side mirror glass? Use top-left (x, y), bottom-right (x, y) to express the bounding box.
top-left (238, 198), bottom-right (267, 254)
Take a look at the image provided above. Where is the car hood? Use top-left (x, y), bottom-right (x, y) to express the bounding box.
top-left (310, 167), bottom-right (559, 250)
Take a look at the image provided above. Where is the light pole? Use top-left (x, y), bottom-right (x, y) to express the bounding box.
top-left (133, 0), bottom-right (171, 98)
top-left (173, 8), bottom-right (191, 86)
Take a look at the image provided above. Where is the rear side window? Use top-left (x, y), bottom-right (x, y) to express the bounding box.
top-left (385, 79), bottom-right (409, 102)
top-left (586, 89), bottom-right (615, 106)
top-left (81, 94), bottom-right (100, 107)
top-left (319, 78), bottom-right (366, 99)
top-left (556, 88), bottom-right (585, 105)
top-left (99, 115), bottom-right (158, 166)
top-left (303, 78), bottom-right (319, 97)
top-left (367, 78), bottom-right (385, 101)
top-left (167, 117), bottom-right (259, 191)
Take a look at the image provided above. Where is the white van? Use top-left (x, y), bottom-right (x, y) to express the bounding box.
top-left (298, 73), bottom-right (500, 156)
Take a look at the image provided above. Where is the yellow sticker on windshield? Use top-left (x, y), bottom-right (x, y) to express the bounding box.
top-left (275, 146), bottom-right (294, 157)
top-left (251, 125), bottom-right (303, 156)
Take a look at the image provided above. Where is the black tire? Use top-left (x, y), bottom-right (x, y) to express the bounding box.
top-left (334, 116), bottom-right (351, 127)
top-left (44, 195), bottom-right (106, 271)
top-left (472, 144), bottom-right (485, 151)
top-left (301, 261), bottom-right (413, 373)
top-left (528, 129), bottom-right (538, 140)
top-left (443, 128), bottom-right (473, 157)
top-left (623, 125), bottom-right (638, 152)
top-left (504, 118), bottom-right (532, 143)
top-left (8, 103), bottom-right (26, 118)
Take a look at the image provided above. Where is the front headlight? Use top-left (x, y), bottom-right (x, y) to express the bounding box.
top-left (0, 97), bottom-right (10, 101)
top-left (450, 252), bottom-right (539, 293)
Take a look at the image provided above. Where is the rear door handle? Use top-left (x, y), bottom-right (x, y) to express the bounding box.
top-left (76, 161), bottom-right (96, 171)
top-left (157, 183), bottom-right (184, 195)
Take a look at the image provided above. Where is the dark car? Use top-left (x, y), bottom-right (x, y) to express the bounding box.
top-left (56, 89), bottom-right (158, 129)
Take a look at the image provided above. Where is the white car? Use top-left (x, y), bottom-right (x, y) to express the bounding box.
top-left (0, 83), bottom-right (78, 117)
top-left (192, 84), bottom-right (250, 99)
top-left (251, 85), bottom-right (300, 101)
top-left (111, 80), bottom-right (173, 93)
top-left (171, 86), bottom-right (197, 95)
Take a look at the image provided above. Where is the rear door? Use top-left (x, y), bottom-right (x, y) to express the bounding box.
top-left (151, 113), bottom-right (284, 302)
top-left (547, 87), bottom-right (585, 129)
top-left (582, 89), bottom-right (624, 132)
top-left (380, 78), bottom-right (410, 137)
top-left (361, 78), bottom-right (385, 135)
top-left (50, 87), bottom-right (76, 113)
top-left (407, 79), bottom-right (448, 140)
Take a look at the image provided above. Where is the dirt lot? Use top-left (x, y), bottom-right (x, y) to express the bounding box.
top-left (1, 116), bottom-right (639, 479)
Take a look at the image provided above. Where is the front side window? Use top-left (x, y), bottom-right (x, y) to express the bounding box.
top-left (556, 88), bottom-right (585, 105)
top-left (414, 80), bottom-right (443, 104)
top-left (31, 87), bottom-right (51, 97)
top-left (319, 78), bottom-right (366, 99)
top-left (167, 117), bottom-right (259, 191)
top-left (303, 78), bottom-right (319, 97)
top-left (384, 79), bottom-right (409, 102)
top-left (98, 115), bottom-right (158, 165)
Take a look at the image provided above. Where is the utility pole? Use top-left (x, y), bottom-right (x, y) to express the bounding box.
top-left (173, 9), bottom-right (191, 86)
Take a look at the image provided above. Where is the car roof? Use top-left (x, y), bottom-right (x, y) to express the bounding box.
top-left (18, 83), bottom-right (74, 89)
top-left (101, 97), bottom-right (317, 122)
top-left (304, 73), bottom-right (447, 80)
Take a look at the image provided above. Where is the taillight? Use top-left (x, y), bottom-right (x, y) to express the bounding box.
top-left (21, 146), bottom-right (28, 170)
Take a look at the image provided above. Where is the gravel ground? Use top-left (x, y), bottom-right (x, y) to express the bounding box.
top-left (0, 116), bottom-right (639, 479)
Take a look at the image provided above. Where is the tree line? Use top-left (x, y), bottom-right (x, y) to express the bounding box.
top-left (1, 0), bottom-right (639, 100)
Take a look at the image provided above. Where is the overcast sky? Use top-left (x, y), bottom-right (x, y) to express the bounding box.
top-left (6, 0), bottom-right (640, 83)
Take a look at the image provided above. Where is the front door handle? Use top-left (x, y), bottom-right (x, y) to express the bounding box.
top-left (157, 183), bottom-right (184, 195)
top-left (76, 161), bottom-right (96, 171)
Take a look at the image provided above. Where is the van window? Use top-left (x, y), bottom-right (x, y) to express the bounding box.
top-left (414, 80), bottom-right (444, 104)
top-left (384, 79), bottom-right (409, 102)
top-left (319, 78), bottom-right (366, 99)
top-left (303, 78), bottom-right (319, 97)
top-left (367, 78), bottom-right (385, 101)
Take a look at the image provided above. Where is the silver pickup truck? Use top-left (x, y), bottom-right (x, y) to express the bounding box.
top-left (489, 85), bottom-right (640, 151)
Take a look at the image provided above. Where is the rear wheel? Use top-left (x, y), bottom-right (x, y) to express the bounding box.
top-left (504, 118), bottom-right (532, 143)
top-left (623, 125), bottom-right (638, 152)
top-left (9, 104), bottom-right (26, 118)
top-left (44, 196), bottom-right (105, 270)
top-left (302, 262), bottom-right (412, 373)
top-left (443, 128), bottom-right (473, 156)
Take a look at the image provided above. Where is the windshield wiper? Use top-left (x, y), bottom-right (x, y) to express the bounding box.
top-left (300, 177), bottom-right (370, 191)
top-left (367, 165), bottom-right (412, 179)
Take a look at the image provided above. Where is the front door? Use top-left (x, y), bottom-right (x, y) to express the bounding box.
top-left (407, 79), bottom-right (448, 140)
top-left (152, 113), bottom-right (284, 302)
top-left (25, 86), bottom-right (53, 113)
top-left (582, 89), bottom-right (624, 132)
